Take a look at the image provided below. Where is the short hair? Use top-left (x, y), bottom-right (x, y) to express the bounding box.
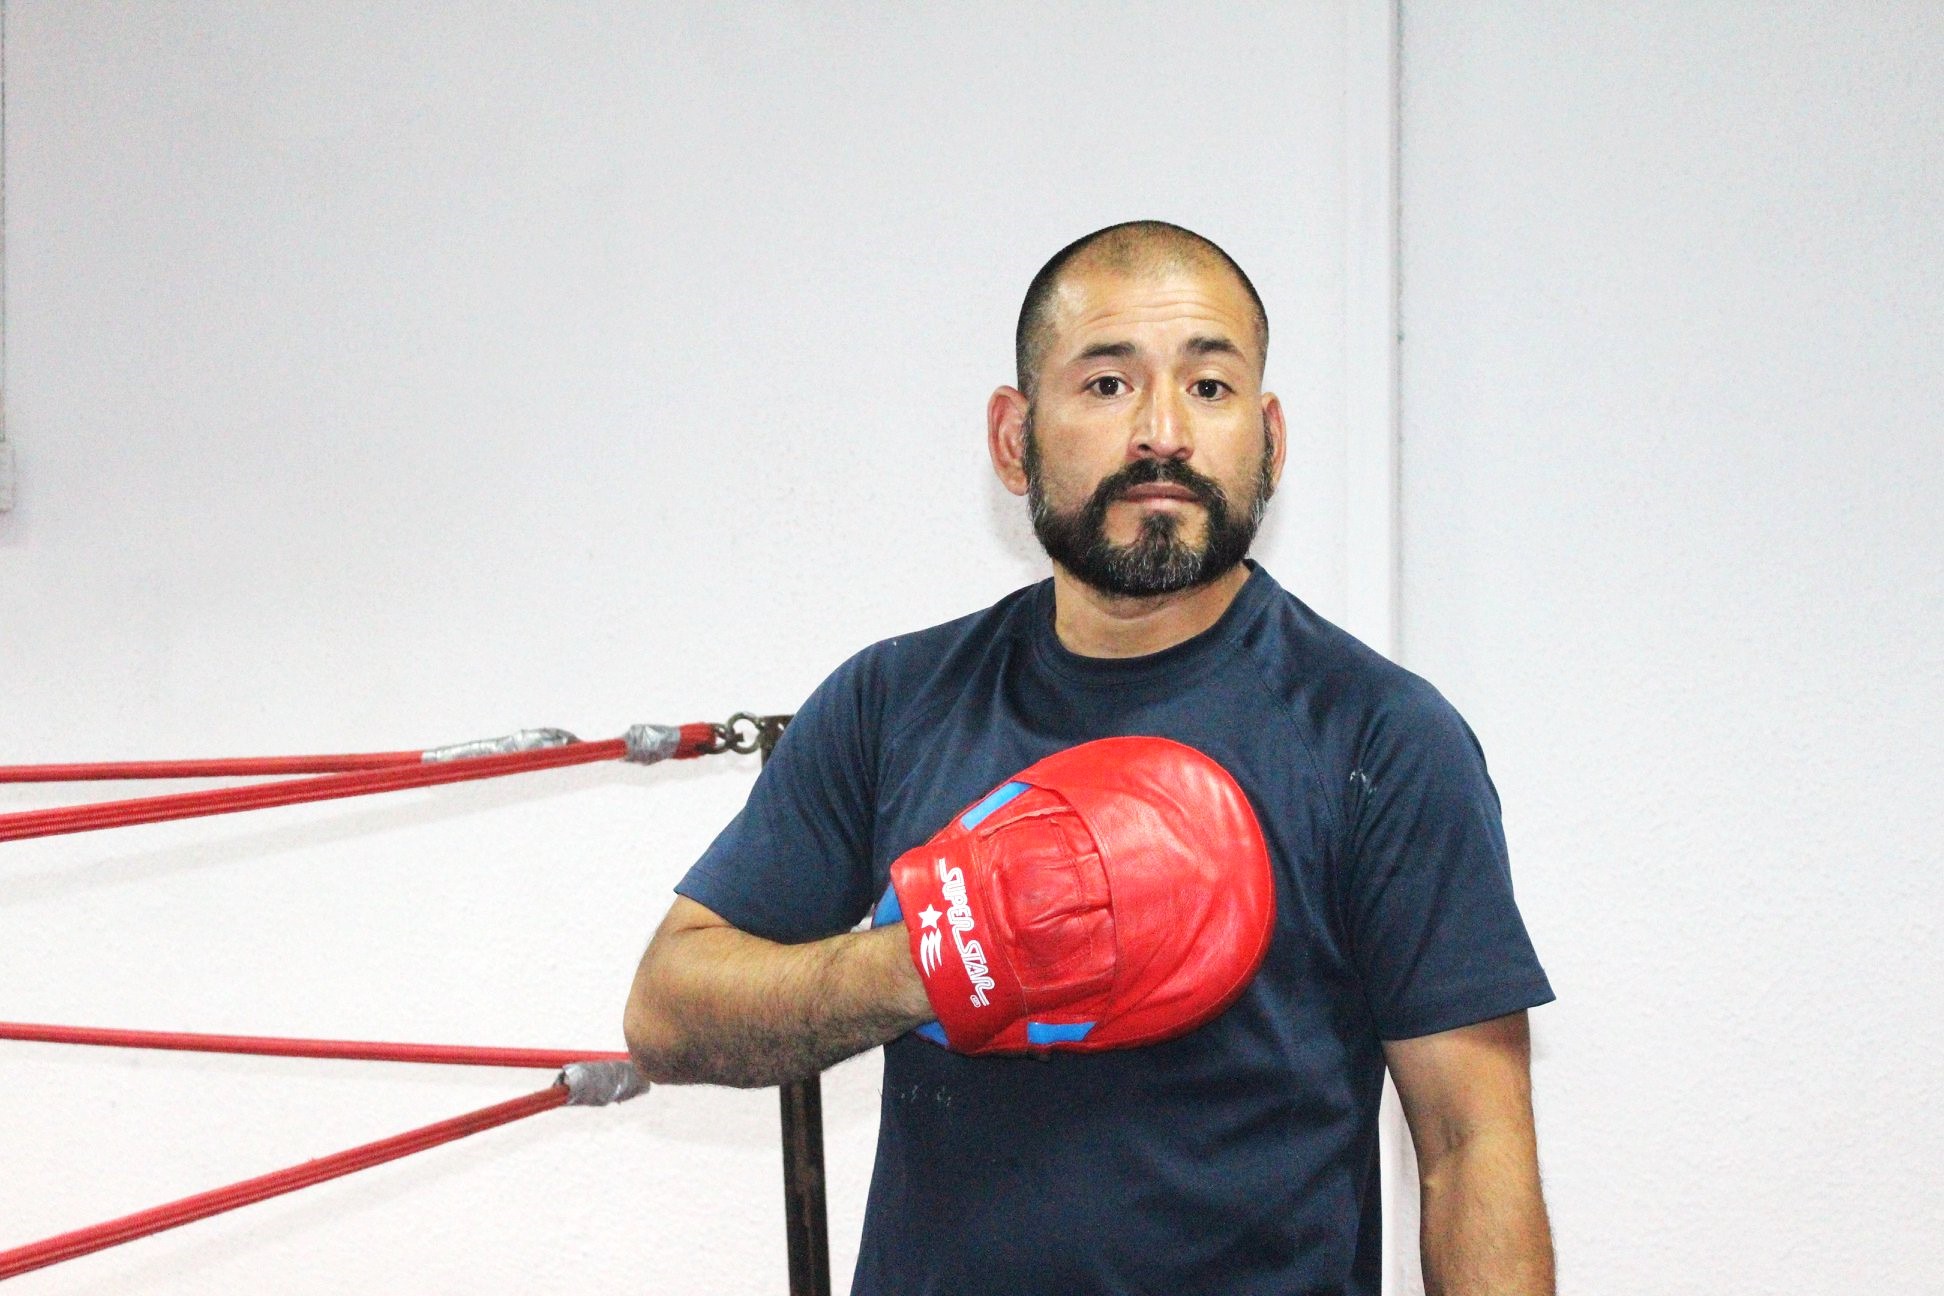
top-left (1014, 221), bottom-right (1269, 396)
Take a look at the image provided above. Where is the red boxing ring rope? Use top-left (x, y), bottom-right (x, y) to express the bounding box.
top-left (0, 725), bottom-right (722, 844)
top-left (0, 1022), bottom-right (638, 1278)
top-left (0, 1021), bottom-right (628, 1071)
top-left (0, 717), bottom-right (732, 1279)
top-left (0, 1082), bottom-right (570, 1281)
top-left (0, 739), bottom-right (622, 842)
top-left (0, 751), bottom-right (426, 782)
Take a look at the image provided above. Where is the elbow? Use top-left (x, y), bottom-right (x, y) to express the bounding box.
top-left (625, 997), bottom-right (756, 1088)
top-left (624, 1001), bottom-right (704, 1089)
top-left (621, 904), bottom-right (778, 1089)
top-left (621, 999), bottom-right (664, 1083)
top-left (622, 953), bottom-right (693, 1085)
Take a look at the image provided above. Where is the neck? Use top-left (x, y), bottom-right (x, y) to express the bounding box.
top-left (1050, 563), bottom-right (1252, 659)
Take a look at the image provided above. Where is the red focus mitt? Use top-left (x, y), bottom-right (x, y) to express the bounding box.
top-left (871, 736), bottom-right (1274, 1056)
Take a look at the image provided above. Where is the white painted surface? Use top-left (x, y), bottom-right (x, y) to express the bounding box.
top-left (1400, 4), bottom-right (1943, 1292)
top-left (1341, 0), bottom-right (1400, 659)
top-left (1335, 7), bottom-right (1422, 1295)
top-left (0, 4), bottom-right (1374, 1291)
top-left (1, 5), bottom-right (11, 512)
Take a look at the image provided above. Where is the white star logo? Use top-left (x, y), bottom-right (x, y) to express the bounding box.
top-left (918, 905), bottom-right (942, 929)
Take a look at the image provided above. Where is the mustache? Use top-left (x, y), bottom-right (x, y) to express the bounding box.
top-left (1089, 457), bottom-right (1230, 512)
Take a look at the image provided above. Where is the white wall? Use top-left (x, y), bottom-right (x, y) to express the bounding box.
top-left (0, 4), bottom-right (1371, 1291)
top-left (1400, 4), bottom-right (1942, 1292)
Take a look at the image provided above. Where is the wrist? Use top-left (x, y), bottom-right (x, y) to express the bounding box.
top-left (868, 922), bottom-right (936, 1025)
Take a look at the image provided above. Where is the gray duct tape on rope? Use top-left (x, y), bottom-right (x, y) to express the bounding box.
top-left (420, 728), bottom-right (580, 763)
top-left (560, 1059), bottom-right (649, 1107)
top-left (622, 723), bottom-right (681, 764)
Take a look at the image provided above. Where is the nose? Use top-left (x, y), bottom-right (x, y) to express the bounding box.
top-left (1132, 387), bottom-right (1193, 463)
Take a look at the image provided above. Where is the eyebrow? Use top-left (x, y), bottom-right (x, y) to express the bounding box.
top-left (1072, 335), bottom-right (1246, 365)
top-left (1184, 334), bottom-right (1245, 360)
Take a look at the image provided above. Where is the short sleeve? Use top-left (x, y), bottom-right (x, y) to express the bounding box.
top-left (1342, 679), bottom-right (1554, 1040)
top-left (674, 648), bottom-right (882, 943)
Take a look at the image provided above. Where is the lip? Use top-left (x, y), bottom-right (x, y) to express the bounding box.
top-left (1117, 484), bottom-right (1202, 503)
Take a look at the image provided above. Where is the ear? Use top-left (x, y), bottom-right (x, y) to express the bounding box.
top-left (988, 386), bottom-right (1031, 497)
top-left (1261, 391), bottom-right (1288, 493)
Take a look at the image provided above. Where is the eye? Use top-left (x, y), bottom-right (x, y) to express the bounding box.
top-left (1192, 378), bottom-right (1228, 400)
top-left (1089, 376), bottom-right (1128, 397)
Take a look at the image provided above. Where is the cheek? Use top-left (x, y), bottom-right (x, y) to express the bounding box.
top-left (1029, 412), bottom-right (1138, 503)
top-left (1210, 429), bottom-right (1273, 497)
top-left (1032, 447), bottom-right (1114, 507)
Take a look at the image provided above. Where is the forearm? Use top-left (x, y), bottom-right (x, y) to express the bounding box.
top-left (625, 917), bottom-right (933, 1088)
top-left (1418, 1126), bottom-right (1555, 1296)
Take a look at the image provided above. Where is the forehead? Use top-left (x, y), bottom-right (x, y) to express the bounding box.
top-left (1044, 261), bottom-right (1261, 367)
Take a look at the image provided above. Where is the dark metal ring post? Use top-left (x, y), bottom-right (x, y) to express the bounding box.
top-left (759, 715), bottom-right (830, 1296)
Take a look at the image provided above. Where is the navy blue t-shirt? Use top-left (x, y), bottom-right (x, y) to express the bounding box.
top-left (677, 563), bottom-right (1553, 1295)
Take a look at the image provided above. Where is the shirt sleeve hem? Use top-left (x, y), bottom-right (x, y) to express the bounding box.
top-left (673, 873), bottom-right (788, 943)
top-left (1374, 974), bottom-right (1557, 1042)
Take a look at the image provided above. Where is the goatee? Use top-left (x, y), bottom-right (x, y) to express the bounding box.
top-left (1023, 413), bottom-right (1274, 599)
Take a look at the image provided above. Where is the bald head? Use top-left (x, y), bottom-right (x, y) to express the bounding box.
top-left (1014, 221), bottom-right (1269, 397)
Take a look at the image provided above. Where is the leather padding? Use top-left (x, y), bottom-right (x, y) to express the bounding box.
top-left (887, 736), bottom-right (1274, 1055)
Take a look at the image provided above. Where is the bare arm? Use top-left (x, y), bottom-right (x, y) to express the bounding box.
top-left (1383, 1010), bottom-right (1555, 1296)
top-left (623, 895), bottom-right (935, 1088)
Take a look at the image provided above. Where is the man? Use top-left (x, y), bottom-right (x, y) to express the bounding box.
top-left (625, 221), bottom-right (1556, 1294)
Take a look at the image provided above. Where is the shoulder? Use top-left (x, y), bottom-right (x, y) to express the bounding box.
top-left (803, 581), bottom-right (1045, 741)
top-left (1238, 569), bottom-right (1482, 771)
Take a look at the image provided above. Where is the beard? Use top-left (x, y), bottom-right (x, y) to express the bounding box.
top-left (1023, 412), bottom-right (1275, 598)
